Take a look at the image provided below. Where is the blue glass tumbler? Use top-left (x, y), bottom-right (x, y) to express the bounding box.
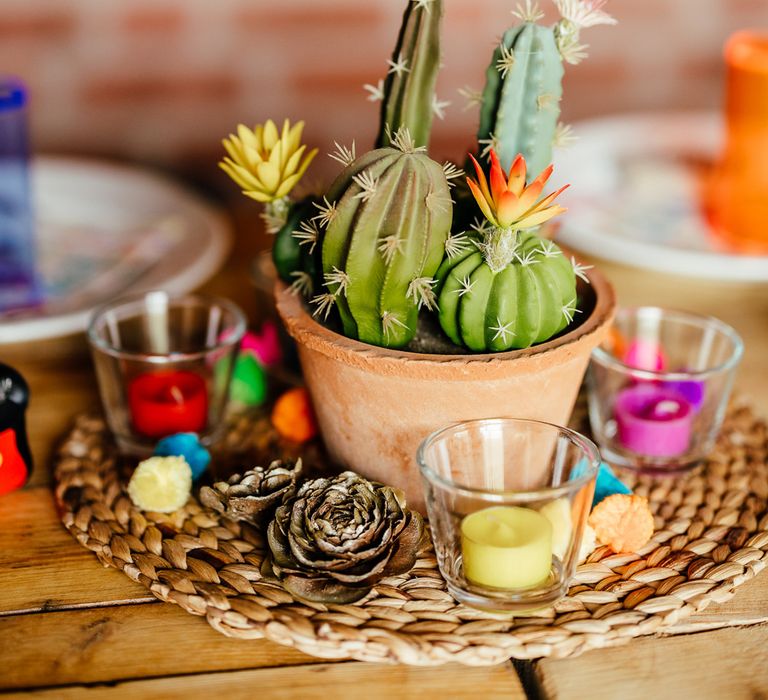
top-left (0, 77), bottom-right (39, 311)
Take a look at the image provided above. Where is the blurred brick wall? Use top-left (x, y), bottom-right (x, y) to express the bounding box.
top-left (1, 0), bottom-right (766, 183)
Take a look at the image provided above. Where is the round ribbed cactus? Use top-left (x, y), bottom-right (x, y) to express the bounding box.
top-left (435, 230), bottom-right (576, 351)
top-left (314, 129), bottom-right (452, 349)
top-left (438, 150), bottom-right (578, 351)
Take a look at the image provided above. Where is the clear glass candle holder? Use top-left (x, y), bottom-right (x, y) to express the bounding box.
top-left (417, 419), bottom-right (599, 613)
top-left (588, 307), bottom-right (743, 475)
top-left (88, 291), bottom-right (246, 455)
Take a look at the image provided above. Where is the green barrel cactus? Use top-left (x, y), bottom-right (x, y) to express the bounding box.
top-left (436, 230), bottom-right (576, 351)
top-left (314, 128), bottom-right (452, 349)
top-left (476, 22), bottom-right (564, 176)
top-left (376, 0), bottom-right (444, 150)
top-left (436, 150), bottom-right (578, 351)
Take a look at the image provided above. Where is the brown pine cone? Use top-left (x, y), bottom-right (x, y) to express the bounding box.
top-left (266, 471), bottom-right (424, 604)
top-left (199, 459), bottom-right (302, 524)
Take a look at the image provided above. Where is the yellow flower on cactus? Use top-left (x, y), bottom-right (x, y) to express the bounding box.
top-left (220, 119), bottom-right (318, 203)
top-left (467, 150), bottom-right (569, 230)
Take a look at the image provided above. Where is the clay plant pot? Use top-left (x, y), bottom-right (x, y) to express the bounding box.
top-left (275, 268), bottom-right (616, 512)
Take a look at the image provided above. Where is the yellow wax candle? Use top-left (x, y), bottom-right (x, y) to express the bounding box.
top-left (539, 498), bottom-right (573, 561)
top-left (461, 506), bottom-right (553, 589)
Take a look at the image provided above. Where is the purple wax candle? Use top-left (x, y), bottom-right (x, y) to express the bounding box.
top-left (662, 377), bottom-right (706, 413)
top-left (614, 384), bottom-right (693, 458)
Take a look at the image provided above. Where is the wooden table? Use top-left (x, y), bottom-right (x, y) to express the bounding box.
top-left (2, 205), bottom-right (768, 699)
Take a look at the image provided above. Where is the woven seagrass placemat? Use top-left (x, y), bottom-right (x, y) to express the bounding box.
top-left (53, 401), bottom-right (768, 665)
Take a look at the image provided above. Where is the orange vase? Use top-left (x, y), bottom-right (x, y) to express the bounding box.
top-left (706, 31), bottom-right (768, 253)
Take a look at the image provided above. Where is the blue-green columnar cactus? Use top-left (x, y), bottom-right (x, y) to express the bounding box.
top-left (476, 22), bottom-right (563, 177)
top-left (436, 151), bottom-right (582, 351)
top-left (312, 128), bottom-right (453, 349)
top-left (475, 0), bottom-right (616, 174)
top-left (375, 0), bottom-right (444, 150)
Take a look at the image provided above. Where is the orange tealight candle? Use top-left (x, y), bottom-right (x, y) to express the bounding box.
top-left (705, 31), bottom-right (768, 252)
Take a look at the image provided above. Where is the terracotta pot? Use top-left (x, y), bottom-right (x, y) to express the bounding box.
top-left (275, 268), bottom-right (616, 512)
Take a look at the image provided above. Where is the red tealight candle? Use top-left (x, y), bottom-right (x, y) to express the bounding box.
top-left (614, 385), bottom-right (693, 458)
top-left (128, 370), bottom-right (208, 439)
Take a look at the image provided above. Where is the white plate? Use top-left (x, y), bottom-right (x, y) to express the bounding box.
top-left (553, 111), bottom-right (768, 281)
top-left (0, 156), bottom-right (231, 343)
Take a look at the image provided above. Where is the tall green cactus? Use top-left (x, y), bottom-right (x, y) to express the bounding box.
top-left (476, 22), bottom-right (564, 175)
top-left (376, 0), bottom-right (443, 149)
top-left (315, 130), bottom-right (452, 348)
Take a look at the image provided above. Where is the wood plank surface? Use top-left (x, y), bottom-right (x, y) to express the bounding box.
top-left (0, 601), bottom-right (314, 690)
top-left (0, 487), bottom-right (153, 614)
top-left (536, 623), bottom-right (768, 700)
top-left (1, 661), bottom-right (526, 700)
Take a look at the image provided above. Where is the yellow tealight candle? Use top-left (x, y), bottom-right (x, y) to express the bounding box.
top-left (539, 498), bottom-right (573, 561)
top-left (461, 506), bottom-right (553, 589)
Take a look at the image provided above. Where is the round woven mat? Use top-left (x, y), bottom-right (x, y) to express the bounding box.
top-left (53, 401), bottom-right (768, 665)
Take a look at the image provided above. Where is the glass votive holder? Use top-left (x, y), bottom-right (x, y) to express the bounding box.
top-left (87, 291), bottom-right (246, 455)
top-left (588, 307), bottom-right (743, 475)
top-left (417, 418), bottom-right (599, 613)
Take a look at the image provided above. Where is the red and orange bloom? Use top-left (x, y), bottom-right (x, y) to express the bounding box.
top-left (466, 150), bottom-right (569, 230)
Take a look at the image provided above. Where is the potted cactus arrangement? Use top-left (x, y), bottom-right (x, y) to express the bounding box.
top-left (220, 0), bottom-right (617, 510)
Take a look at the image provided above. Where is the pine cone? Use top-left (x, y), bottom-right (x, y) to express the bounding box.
top-left (266, 471), bottom-right (424, 604)
top-left (200, 459), bottom-right (302, 523)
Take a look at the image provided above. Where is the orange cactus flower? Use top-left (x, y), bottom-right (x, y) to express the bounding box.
top-left (271, 387), bottom-right (318, 443)
top-left (466, 150), bottom-right (569, 230)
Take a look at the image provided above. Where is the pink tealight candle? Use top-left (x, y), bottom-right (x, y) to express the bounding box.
top-left (623, 339), bottom-right (666, 371)
top-left (614, 385), bottom-right (693, 458)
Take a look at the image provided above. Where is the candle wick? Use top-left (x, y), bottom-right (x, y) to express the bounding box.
top-left (170, 385), bottom-right (184, 405)
top-left (486, 514), bottom-right (514, 533)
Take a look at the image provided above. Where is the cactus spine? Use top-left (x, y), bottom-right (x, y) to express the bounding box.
top-left (317, 132), bottom-right (452, 348)
top-left (435, 230), bottom-right (576, 351)
top-left (376, 0), bottom-right (444, 149)
top-left (476, 22), bottom-right (564, 175)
